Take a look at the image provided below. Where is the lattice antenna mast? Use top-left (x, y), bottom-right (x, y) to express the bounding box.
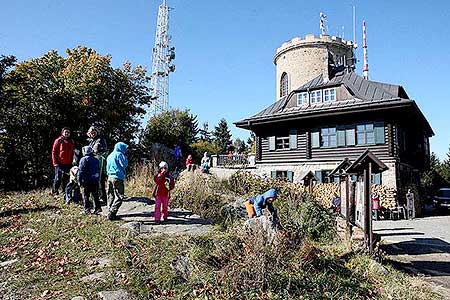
top-left (149, 0), bottom-right (176, 116)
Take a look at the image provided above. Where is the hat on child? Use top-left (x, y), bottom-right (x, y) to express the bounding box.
top-left (159, 161), bottom-right (169, 169)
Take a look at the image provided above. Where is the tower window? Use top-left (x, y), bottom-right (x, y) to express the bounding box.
top-left (280, 73), bottom-right (289, 97)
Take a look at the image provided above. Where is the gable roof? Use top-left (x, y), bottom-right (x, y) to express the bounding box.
top-left (235, 71), bottom-right (433, 136)
top-left (346, 149), bottom-right (389, 174)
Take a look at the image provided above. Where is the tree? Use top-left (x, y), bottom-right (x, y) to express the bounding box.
top-left (233, 138), bottom-right (248, 154)
top-left (141, 108), bottom-right (198, 155)
top-left (247, 132), bottom-right (256, 153)
top-left (189, 140), bottom-right (221, 163)
top-left (0, 48), bottom-right (149, 190)
top-left (198, 122), bottom-right (212, 142)
top-left (213, 118), bottom-right (231, 153)
top-left (440, 147), bottom-right (450, 184)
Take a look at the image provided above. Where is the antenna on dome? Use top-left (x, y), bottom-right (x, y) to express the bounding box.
top-left (320, 12), bottom-right (328, 35)
top-left (362, 20), bottom-right (369, 80)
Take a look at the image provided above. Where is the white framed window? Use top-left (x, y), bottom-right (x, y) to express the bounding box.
top-left (297, 92), bottom-right (308, 106)
top-left (321, 127), bottom-right (337, 147)
top-left (324, 88), bottom-right (336, 102)
top-left (310, 90), bottom-right (322, 104)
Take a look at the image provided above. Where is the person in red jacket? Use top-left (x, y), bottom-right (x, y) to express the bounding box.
top-left (52, 127), bottom-right (75, 198)
top-left (153, 161), bottom-right (175, 224)
top-left (185, 154), bottom-right (196, 171)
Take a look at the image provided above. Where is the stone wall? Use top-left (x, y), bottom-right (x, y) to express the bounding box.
top-left (274, 34), bottom-right (355, 99)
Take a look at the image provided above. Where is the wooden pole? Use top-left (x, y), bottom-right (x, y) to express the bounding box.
top-left (364, 165), bottom-right (370, 251)
top-left (368, 162), bottom-right (373, 253)
top-left (345, 174), bottom-right (351, 240)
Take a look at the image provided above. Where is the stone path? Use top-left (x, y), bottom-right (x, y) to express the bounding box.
top-left (100, 197), bottom-right (213, 237)
top-left (374, 216), bottom-right (450, 297)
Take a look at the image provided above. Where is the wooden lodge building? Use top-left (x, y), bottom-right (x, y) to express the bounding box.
top-left (235, 33), bottom-right (433, 192)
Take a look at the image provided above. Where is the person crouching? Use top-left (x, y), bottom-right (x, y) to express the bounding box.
top-left (153, 161), bottom-right (175, 224)
top-left (245, 188), bottom-right (279, 221)
top-left (78, 146), bottom-right (101, 214)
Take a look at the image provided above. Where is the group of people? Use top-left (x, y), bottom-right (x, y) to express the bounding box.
top-left (181, 150), bottom-right (210, 173)
top-left (51, 128), bottom-right (277, 224)
top-left (51, 126), bottom-right (128, 220)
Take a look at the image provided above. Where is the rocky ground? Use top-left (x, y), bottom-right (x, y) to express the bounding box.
top-left (100, 196), bottom-right (214, 237)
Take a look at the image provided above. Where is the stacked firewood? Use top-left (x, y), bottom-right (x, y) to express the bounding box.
top-left (311, 183), bottom-right (340, 207)
top-left (371, 185), bottom-right (397, 209)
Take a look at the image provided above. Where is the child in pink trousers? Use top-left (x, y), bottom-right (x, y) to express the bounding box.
top-left (153, 161), bottom-right (175, 224)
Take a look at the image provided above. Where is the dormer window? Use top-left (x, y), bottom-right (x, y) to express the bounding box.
top-left (297, 92), bottom-right (308, 106)
top-left (280, 73), bottom-right (289, 97)
top-left (310, 90), bottom-right (322, 104)
top-left (324, 88), bottom-right (336, 101)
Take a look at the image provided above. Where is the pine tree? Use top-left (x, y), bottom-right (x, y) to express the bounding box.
top-left (213, 118), bottom-right (231, 153)
top-left (440, 147), bottom-right (450, 183)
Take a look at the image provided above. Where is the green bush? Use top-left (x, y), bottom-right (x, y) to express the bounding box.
top-left (228, 171), bottom-right (336, 242)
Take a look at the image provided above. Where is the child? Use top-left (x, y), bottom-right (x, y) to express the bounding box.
top-left (78, 146), bottom-right (101, 214)
top-left (153, 161), bottom-right (175, 224)
top-left (93, 143), bottom-right (108, 206)
top-left (200, 152), bottom-right (210, 173)
top-left (245, 188), bottom-right (278, 218)
top-left (65, 165), bottom-right (81, 204)
top-left (65, 150), bottom-right (81, 204)
top-left (185, 154), bottom-right (196, 171)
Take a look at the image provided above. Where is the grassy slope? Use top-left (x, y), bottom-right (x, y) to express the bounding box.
top-left (0, 187), bottom-right (441, 300)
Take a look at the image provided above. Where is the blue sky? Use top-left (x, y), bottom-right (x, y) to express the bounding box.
top-left (1, 0), bottom-right (449, 159)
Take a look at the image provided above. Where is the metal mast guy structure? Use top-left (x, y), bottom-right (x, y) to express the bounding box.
top-left (149, 0), bottom-right (175, 116)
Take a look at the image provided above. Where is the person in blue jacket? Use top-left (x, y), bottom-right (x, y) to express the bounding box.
top-left (245, 188), bottom-right (278, 218)
top-left (78, 146), bottom-right (101, 214)
top-left (106, 142), bottom-right (128, 220)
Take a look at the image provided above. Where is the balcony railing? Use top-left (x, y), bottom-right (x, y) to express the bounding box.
top-left (213, 154), bottom-right (255, 169)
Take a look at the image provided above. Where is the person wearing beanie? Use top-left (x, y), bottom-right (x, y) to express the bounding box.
top-left (153, 161), bottom-right (175, 224)
top-left (78, 146), bottom-right (101, 214)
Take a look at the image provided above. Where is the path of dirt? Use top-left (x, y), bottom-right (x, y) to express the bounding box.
top-left (100, 197), bottom-right (213, 237)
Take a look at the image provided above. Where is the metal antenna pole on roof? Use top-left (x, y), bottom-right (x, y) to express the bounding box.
top-left (363, 20), bottom-right (369, 80)
top-left (320, 12), bottom-right (327, 35)
top-left (353, 6), bottom-right (356, 44)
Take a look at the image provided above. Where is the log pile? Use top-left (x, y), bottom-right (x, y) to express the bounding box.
top-left (371, 185), bottom-right (397, 209)
top-left (311, 183), bottom-right (340, 207)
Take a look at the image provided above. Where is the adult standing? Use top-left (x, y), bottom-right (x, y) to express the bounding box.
top-left (174, 143), bottom-right (182, 171)
top-left (87, 126), bottom-right (107, 153)
top-left (52, 127), bottom-right (75, 198)
top-left (106, 142), bottom-right (128, 220)
top-left (406, 189), bottom-right (415, 220)
top-left (87, 126), bottom-right (108, 204)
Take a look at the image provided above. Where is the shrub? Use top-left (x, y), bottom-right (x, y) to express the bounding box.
top-left (170, 172), bottom-right (227, 224)
top-left (228, 171), bottom-right (336, 242)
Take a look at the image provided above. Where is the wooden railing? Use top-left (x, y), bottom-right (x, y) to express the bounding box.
top-left (215, 154), bottom-right (252, 168)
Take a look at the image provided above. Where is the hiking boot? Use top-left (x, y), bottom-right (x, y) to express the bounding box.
top-left (154, 220), bottom-right (161, 225)
top-left (107, 212), bottom-right (117, 221)
top-left (93, 208), bottom-right (102, 215)
top-left (82, 209), bottom-right (91, 215)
